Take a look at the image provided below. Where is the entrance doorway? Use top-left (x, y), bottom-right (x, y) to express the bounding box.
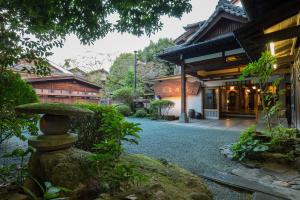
top-left (220, 84), bottom-right (259, 118)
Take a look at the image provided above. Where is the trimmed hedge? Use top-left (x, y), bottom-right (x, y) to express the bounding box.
top-left (134, 109), bottom-right (147, 118)
top-left (115, 104), bottom-right (131, 116)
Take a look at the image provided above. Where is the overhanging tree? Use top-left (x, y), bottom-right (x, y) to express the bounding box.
top-left (0, 0), bottom-right (192, 74)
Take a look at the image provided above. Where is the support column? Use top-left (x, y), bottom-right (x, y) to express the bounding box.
top-left (179, 54), bottom-right (189, 123)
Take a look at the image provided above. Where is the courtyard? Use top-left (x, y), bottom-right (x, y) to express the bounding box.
top-left (125, 118), bottom-right (252, 200)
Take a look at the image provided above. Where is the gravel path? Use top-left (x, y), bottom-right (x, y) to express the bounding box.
top-left (124, 118), bottom-right (251, 200)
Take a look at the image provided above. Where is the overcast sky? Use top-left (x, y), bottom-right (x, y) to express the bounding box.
top-left (49, 0), bottom-right (219, 71)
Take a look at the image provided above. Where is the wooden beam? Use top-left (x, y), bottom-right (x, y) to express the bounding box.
top-left (185, 59), bottom-right (248, 73)
top-left (256, 25), bottom-right (300, 43)
top-left (277, 55), bottom-right (295, 64)
top-left (185, 52), bottom-right (223, 64)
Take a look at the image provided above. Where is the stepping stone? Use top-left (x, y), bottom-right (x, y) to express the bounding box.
top-left (201, 170), bottom-right (288, 199)
top-left (253, 192), bottom-right (287, 200)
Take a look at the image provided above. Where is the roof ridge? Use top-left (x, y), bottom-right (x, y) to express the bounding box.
top-left (183, 0), bottom-right (247, 45)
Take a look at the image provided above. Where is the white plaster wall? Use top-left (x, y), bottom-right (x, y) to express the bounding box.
top-left (162, 90), bottom-right (203, 117)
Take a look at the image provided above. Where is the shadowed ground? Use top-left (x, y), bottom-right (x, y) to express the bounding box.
top-left (124, 118), bottom-right (253, 200)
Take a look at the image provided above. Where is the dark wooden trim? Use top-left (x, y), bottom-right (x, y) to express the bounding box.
top-left (256, 25), bottom-right (300, 43)
top-left (185, 59), bottom-right (248, 73)
top-left (192, 12), bottom-right (247, 44)
top-left (180, 54), bottom-right (187, 114)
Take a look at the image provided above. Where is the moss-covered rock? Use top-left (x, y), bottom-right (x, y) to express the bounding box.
top-left (27, 150), bottom-right (212, 200)
top-left (28, 148), bottom-right (97, 190)
top-left (97, 154), bottom-right (213, 200)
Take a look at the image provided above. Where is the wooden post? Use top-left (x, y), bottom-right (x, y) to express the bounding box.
top-left (179, 54), bottom-right (189, 123)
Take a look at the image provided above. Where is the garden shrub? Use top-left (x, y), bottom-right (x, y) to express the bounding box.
top-left (70, 103), bottom-right (140, 152)
top-left (111, 87), bottom-right (143, 109)
top-left (231, 125), bottom-right (269, 160)
top-left (150, 99), bottom-right (174, 119)
top-left (70, 103), bottom-right (143, 192)
top-left (134, 109), bottom-right (147, 118)
top-left (0, 69), bottom-right (39, 145)
top-left (115, 104), bottom-right (131, 116)
top-left (267, 125), bottom-right (298, 152)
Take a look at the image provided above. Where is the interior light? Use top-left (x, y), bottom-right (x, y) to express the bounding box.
top-left (227, 100), bottom-right (230, 104)
top-left (257, 89), bottom-right (261, 92)
top-left (230, 86), bottom-right (235, 90)
top-left (269, 42), bottom-right (275, 56)
top-left (252, 86), bottom-right (257, 90)
top-left (273, 64), bottom-right (277, 69)
top-left (226, 56), bottom-right (239, 62)
top-left (246, 89), bottom-right (251, 93)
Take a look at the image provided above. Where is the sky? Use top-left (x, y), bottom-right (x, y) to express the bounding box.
top-left (49, 0), bottom-right (219, 71)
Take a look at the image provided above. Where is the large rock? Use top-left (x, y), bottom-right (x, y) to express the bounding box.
top-left (96, 154), bottom-right (213, 200)
top-left (28, 148), bottom-right (97, 189)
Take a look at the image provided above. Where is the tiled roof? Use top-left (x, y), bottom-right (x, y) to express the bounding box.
top-left (26, 75), bottom-right (101, 89)
top-left (183, 20), bottom-right (206, 30)
top-left (184, 0), bottom-right (247, 45)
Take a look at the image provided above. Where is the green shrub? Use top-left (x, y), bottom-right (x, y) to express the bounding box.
top-left (150, 99), bottom-right (174, 119)
top-left (0, 70), bottom-right (39, 145)
top-left (111, 87), bottom-right (143, 108)
top-left (70, 103), bottom-right (143, 192)
top-left (115, 104), bottom-right (131, 116)
top-left (134, 109), bottom-right (147, 118)
top-left (231, 125), bottom-right (269, 160)
top-left (70, 104), bottom-right (140, 151)
top-left (266, 125), bottom-right (298, 152)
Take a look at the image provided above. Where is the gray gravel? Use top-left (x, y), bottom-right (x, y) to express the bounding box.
top-left (124, 118), bottom-right (251, 200)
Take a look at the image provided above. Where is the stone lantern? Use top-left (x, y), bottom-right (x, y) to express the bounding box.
top-left (16, 102), bottom-right (93, 151)
top-left (16, 103), bottom-right (96, 190)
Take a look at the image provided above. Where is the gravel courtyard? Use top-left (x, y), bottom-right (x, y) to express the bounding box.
top-left (124, 118), bottom-right (251, 200)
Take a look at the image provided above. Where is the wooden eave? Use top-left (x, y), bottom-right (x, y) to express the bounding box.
top-left (190, 11), bottom-right (248, 44)
top-left (235, 0), bottom-right (300, 61)
top-left (27, 76), bottom-right (101, 89)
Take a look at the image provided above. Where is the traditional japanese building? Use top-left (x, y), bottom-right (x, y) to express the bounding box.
top-left (156, 0), bottom-right (300, 125)
top-left (14, 61), bottom-right (102, 104)
top-left (26, 75), bottom-right (101, 104)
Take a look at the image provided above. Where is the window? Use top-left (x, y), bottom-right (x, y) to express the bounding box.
top-left (205, 89), bottom-right (217, 109)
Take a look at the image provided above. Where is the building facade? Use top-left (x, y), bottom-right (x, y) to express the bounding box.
top-left (157, 0), bottom-right (300, 125)
top-left (27, 76), bottom-right (101, 104)
top-left (14, 61), bottom-right (102, 104)
top-left (153, 75), bottom-right (203, 117)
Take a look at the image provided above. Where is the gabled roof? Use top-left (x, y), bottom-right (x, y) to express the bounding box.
top-left (174, 21), bottom-right (206, 45)
top-left (184, 0), bottom-right (247, 45)
top-left (14, 60), bottom-right (73, 75)
top-left (26, 75), bottom-right (101, 89)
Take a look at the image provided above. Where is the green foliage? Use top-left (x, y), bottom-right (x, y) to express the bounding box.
top-left (232, 124), bottom-right (298, 160)
top-left (138, 38), bottom-right (174, 63)
top-left (1, 1), bottom-right (191, 72)
top-left (112, 87), bottom-right (143, 109)
top-left (0, 70), bottom-right (39, 145)
top-left (87, 140), bottom-right (144, 192)
top-left (107, 39), bottom-right (177, 96)
top-left (240, 51), bottom-right (276, 85)
top-left (107, 53), bottom-right (136, 92)
top-left (134, 109), bottom-right (148, 118)
top-left (231, 125), bottom-right (269, 160)
top-left (115, 104), bottom-right (132, 117)
top-left (150, 99), bottom-right (175, 119)
top-left (240, 51), bottom-right (283, 131)
top-left (23, 178), bottom-right (71, 200)
top-left (71, 103), bottom-right (142, 192)
top-left (70, 104), bottom-right (141, 152)
top-left (268, 125), bottom-right (297, 149)
top-left (2, 147), bottom-right (34, 184)
top-left (138, 38), bottom-right (177, 75)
